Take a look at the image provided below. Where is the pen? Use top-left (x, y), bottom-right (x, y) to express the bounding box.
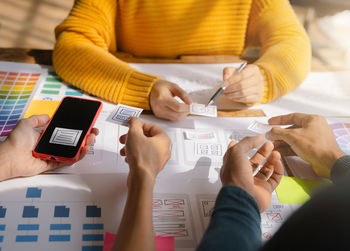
top-left (207, 62), bottom-right (248, 106)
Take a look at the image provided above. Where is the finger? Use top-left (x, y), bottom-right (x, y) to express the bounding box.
top-left (224, 93), bottom-right (262, 104)
top-left (21, 114), bottom-right (50, 129)
top-left (160, 106), bottom-right (188, 121)
top-left (250, 141), bottom-right (274, 167)
top-left (274, 145), bottom-right (296, 156)
top-left (273, 140), bottom-right (289, 148)
top-left (120, 147), bottom-right (126, 156)
top-left (90, 127), bottom-right (99, 136)
top-left (266, 127), bottom-right (298, 145)
top-left (119, 134), bottom-right (128, 144)
top-left (79, 145), bottom-right (90, 161)
top-left (169, 84), bottom-right (192, 105)
top-left (85, 133), bottom-right (96, 147)
top-left (142, 121), bottom-right (165, 137)
top-left (234, 135), bottom-right (265, 153)
top-left (268, 113), bottom-right (308, 126)
top-left (166, 97), bottom-right (190, 113)
top-left (223, 67), bottom-right (236, 81)
top-left (226, 64), bottom-right (256, 85)
top-left (224, 77), bottom-right (258, 94)
top-left (266, 151), bottom-right (284, 188)
top-left (128, 117), bottom-right (144, 134)
top-left (227, 140), bottom-right (238, 149)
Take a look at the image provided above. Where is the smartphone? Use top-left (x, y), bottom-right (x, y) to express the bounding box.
top-left (33, 96), bottom-right (103, 162)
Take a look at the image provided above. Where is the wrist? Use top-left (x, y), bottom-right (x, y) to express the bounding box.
top-left (129, 166), bottom-right (157, 189)
top-left (326, 150), bottom-right (347, 175)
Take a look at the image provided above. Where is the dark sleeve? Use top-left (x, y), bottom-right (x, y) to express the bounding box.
top-left (261, 155), bottom-right (350, 251)
top-left (330, 155), bottom-right (350, 182)
top-left (196, 186), bottom-right (261, 251)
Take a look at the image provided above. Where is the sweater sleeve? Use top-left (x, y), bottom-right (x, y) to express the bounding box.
top-left (330, 155), bottom-right (350, 182)
top-left (196, 186), bottom-right (261, 251)
top-left (246, 0), bottom-right (311, 103)
top-left (53, 0), bottom-right (159, 110)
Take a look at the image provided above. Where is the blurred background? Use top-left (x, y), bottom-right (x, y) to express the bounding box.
top-left (0, 0), bottom-right (349, 70)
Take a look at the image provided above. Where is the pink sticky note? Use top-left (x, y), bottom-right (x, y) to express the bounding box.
top-left (103, 232), bottom-right (174, 251)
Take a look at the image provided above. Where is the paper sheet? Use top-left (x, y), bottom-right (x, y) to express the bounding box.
top-left (275, 176), bottom-right (331, 204)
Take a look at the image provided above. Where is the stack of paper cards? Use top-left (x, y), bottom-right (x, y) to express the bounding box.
top-left (107, 104), bottom-right (143, 126)
top-left (190, 104), bottom-right (217, 117)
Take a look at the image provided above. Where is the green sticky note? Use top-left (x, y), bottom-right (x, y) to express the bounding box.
top-left (276, 176), bottom-right (331, 204)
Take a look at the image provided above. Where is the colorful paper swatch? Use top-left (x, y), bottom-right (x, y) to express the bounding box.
top-left (330, 123), bottom-right (350, 155)
top-left (0, 64), bottom-right (44, 141)
top-left (34, 69), bottom-right (91, 101)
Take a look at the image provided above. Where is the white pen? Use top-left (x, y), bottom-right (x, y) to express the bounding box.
top-left (207, 62), bottom-right (248, 106)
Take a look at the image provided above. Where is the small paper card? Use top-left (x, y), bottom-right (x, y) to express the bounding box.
top-left (184, 131), bottom-right (215, 140)
top-left (190, 104), bottom-right (217, 117)
top-left (107, 104), bottom-right (143, 126)
top-left (248, 121), bottom-right (287, 134)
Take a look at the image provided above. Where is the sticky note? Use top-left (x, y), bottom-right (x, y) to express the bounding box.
top-left (276, 176), bottom-right (331, 204)
top-left (103, 232), bottom-right (174, 251)
top-left (24, 100), bottom-right (60, 118)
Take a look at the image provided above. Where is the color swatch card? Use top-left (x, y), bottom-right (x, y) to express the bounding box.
top-left (330, 123), bottom-right (350, 155)
top-left (33, 67), bottom-right (93, 101)
top-left (0, 62), bottom-right (46, 141)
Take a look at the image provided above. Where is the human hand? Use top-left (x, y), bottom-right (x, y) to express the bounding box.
top-left (150, 79), bottom-right (192, 121)
top-left (222, 64), bottom-right (264, 103)
top-left (0, 115), bottom-right (98, 181)
top-left (266, 113), bottom-right (346, 178)
top-left (220, 135), bottom-right (284, 212)
top-left (119, 117), bottom-right (171, 186)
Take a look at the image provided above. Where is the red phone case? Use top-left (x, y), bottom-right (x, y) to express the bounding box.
top-left (32, 96), bottom-right (103, 163)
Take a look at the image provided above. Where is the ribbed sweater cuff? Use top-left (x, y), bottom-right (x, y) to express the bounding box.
top-left (258, 66), bottom-right (272, 103)
top-left (119, 71), bottom-right (160, 110)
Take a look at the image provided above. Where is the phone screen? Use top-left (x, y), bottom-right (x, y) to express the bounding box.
top-left (34, 97), bottom-right (102, 159)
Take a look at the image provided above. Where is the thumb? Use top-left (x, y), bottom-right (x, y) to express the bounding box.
top-left (128, 117), bottom-right (144, 135)
top-left (227, 140), bottom-right (238, 149)
top-left (24, 114), bottom-right (50, 129)
top-left (223, 67), bottom-right (236, 81)
top-left (266, 127), bottom-right (293, 144)
top-left (170, 84), bottom-right (192, 104)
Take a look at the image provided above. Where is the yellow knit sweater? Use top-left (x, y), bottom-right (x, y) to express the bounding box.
top-left (53, 0), bottom-right (311, 110)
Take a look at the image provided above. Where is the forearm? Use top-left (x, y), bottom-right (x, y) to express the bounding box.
top-left (113, 174), bottom-right (155, 251)
top-left (53, 32), bottom-right (158, 109)
top-left (248, 0), bottom-right (311, 102)
top-left (197, 186), bottom-right (261, 251)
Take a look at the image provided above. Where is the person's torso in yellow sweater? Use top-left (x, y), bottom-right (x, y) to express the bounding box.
top-left (117, 0), bottom-right (251, 58)
top-left (54, 0), bottom-right (310, 109)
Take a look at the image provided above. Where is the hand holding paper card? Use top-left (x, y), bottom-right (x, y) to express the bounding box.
top-left (190, 104), bottom-right (217, 117)
top-left (107, 104), bottom-right (143, 126)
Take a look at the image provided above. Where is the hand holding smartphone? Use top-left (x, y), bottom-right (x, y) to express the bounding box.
top-left (33, 97), bottom-right (102, 163)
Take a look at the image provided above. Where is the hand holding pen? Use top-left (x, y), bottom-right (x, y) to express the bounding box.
top-left (208, 62), bottom-right (247, 105)
top-left (208, 62), bottom-right (265, 105)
